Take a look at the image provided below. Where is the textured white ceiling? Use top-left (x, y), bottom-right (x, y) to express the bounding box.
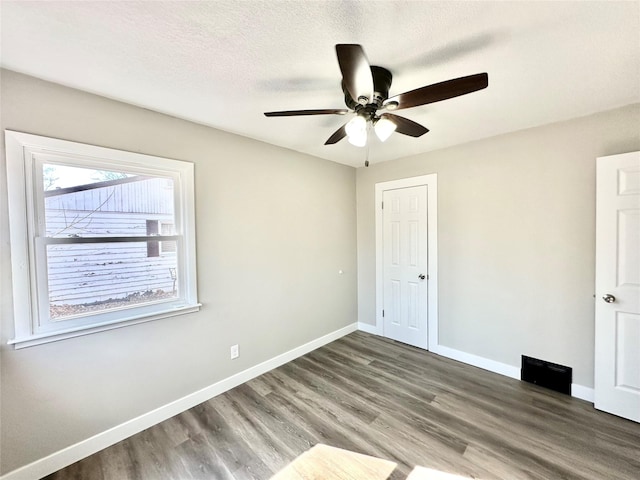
top-left (1, 1), bottom-right (638, 167)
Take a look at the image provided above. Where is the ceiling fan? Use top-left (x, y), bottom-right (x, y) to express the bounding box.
top-left (264, 44), bottom-right (488, 148)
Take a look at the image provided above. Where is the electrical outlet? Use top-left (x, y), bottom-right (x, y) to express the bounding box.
top-left (230, 344), bottom-right (239, 359)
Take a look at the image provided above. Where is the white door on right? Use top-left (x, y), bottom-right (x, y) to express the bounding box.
top-left (595, 151), bottom-right (640, 422)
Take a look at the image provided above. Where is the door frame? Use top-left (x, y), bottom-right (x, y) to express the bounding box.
top-left (375, 174), bottom-right (438, 350)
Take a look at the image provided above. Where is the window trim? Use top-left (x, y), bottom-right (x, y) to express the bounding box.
top-left (5, 130), bottom-right (200, 348)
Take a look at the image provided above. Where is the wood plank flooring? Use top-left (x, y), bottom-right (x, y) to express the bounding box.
top-left (45, 331), bottom-right (640, 479)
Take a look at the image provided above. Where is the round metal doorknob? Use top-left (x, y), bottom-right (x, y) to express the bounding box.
top-left (418, 274), bottom-right (426, 280)
top-left (602, 294), bottom-right (616, 303)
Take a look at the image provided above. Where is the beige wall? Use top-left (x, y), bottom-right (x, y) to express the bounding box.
top-left (0, 70), bottom-right (357, 474)
top-left (357, 104), bottom-right (640, 389)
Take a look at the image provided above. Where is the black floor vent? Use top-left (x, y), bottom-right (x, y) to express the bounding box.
top-left (521, 355), bottom-right (572, 395)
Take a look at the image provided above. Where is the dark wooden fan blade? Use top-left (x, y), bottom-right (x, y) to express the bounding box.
top-left (387, 73), bottom-right (488, 110)
top-left (382, 113), bottom-right (429, 137)
top-left (324, 124), bottom-right (347, 145)
top-left (335, 44), bottom-right (374, 104)
top-left (264, 109), bottom-right (349, 117)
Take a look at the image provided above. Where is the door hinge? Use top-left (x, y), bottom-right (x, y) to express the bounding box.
top-left (381, 201), bottom-right (384, 210)
top-left (382, 309), bottom-right (385, 317)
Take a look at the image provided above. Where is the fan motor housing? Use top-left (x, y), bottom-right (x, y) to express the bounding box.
top-left (343, 66), bottom-right (393, 109)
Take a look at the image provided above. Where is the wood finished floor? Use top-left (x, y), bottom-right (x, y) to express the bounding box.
top-left (46, 331), bottom-right (640, 480)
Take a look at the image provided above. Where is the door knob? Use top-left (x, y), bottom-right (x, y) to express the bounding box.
top-left (418, 274), bottom-right (426, 280)
top-left (602, 294), bottom-right (616, 303)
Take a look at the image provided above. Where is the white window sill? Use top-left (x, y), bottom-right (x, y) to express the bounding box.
top-left (8, 304), bottom-right (202, 349)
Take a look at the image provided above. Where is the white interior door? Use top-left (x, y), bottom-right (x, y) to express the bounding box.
top-left (594, 151), bottom-right (640, 423)
top-left (382, 185), bottom-right (428, 349)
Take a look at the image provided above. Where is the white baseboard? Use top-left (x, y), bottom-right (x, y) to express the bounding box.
top-left (357, 326), bottom-right (595, 404)
top-left (571, 383), bottom-right (595, 402)
top-left (431, 344), bottom-right (521, 380)
top-left (357, 321), bottom-right (382, 335)
top-left (0, 323), bottom-right (358, 480)
top-left (433, 345), bottom-right (594, 403)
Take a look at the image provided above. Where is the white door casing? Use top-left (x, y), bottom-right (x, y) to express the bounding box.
top-left (595, 151), bottom-right (640, 423)
top-left (382, 185), bottom-right (428, 348)
top-left (375, 175), bottom-right (438, 351)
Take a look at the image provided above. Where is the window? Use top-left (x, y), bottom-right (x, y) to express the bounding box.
top-left (146, 219), bottom-right (160, 257)
top-left (160, 223), bottom-right (177, 254)
top-left (5, 131), bottom-right (200, 348)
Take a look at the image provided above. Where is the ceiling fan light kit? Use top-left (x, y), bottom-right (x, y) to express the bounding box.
top-left (345, 115), bottom-right (368, 147)
top-left (264, 44), bottom-right (488, 151)
top-left (345, 114), bottom-right (397, 146)
top-left (374, 117), bottom-right (397, 142)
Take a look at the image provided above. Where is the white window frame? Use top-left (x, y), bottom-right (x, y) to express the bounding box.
top-left (5, 130), bottom-right (200, 348)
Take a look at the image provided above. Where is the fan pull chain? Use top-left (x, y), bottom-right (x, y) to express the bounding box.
top-left (364, 122), bottom-right (371, 167)
top-left (364, 146), bottom-right (370, 167)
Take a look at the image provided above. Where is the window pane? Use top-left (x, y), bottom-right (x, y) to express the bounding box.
top-left (47, 241), bottom-right (179, 320)
top-left (43, 164), bottom-right (175, 238)
top-left (160, 223), bottom-right (177, 253)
